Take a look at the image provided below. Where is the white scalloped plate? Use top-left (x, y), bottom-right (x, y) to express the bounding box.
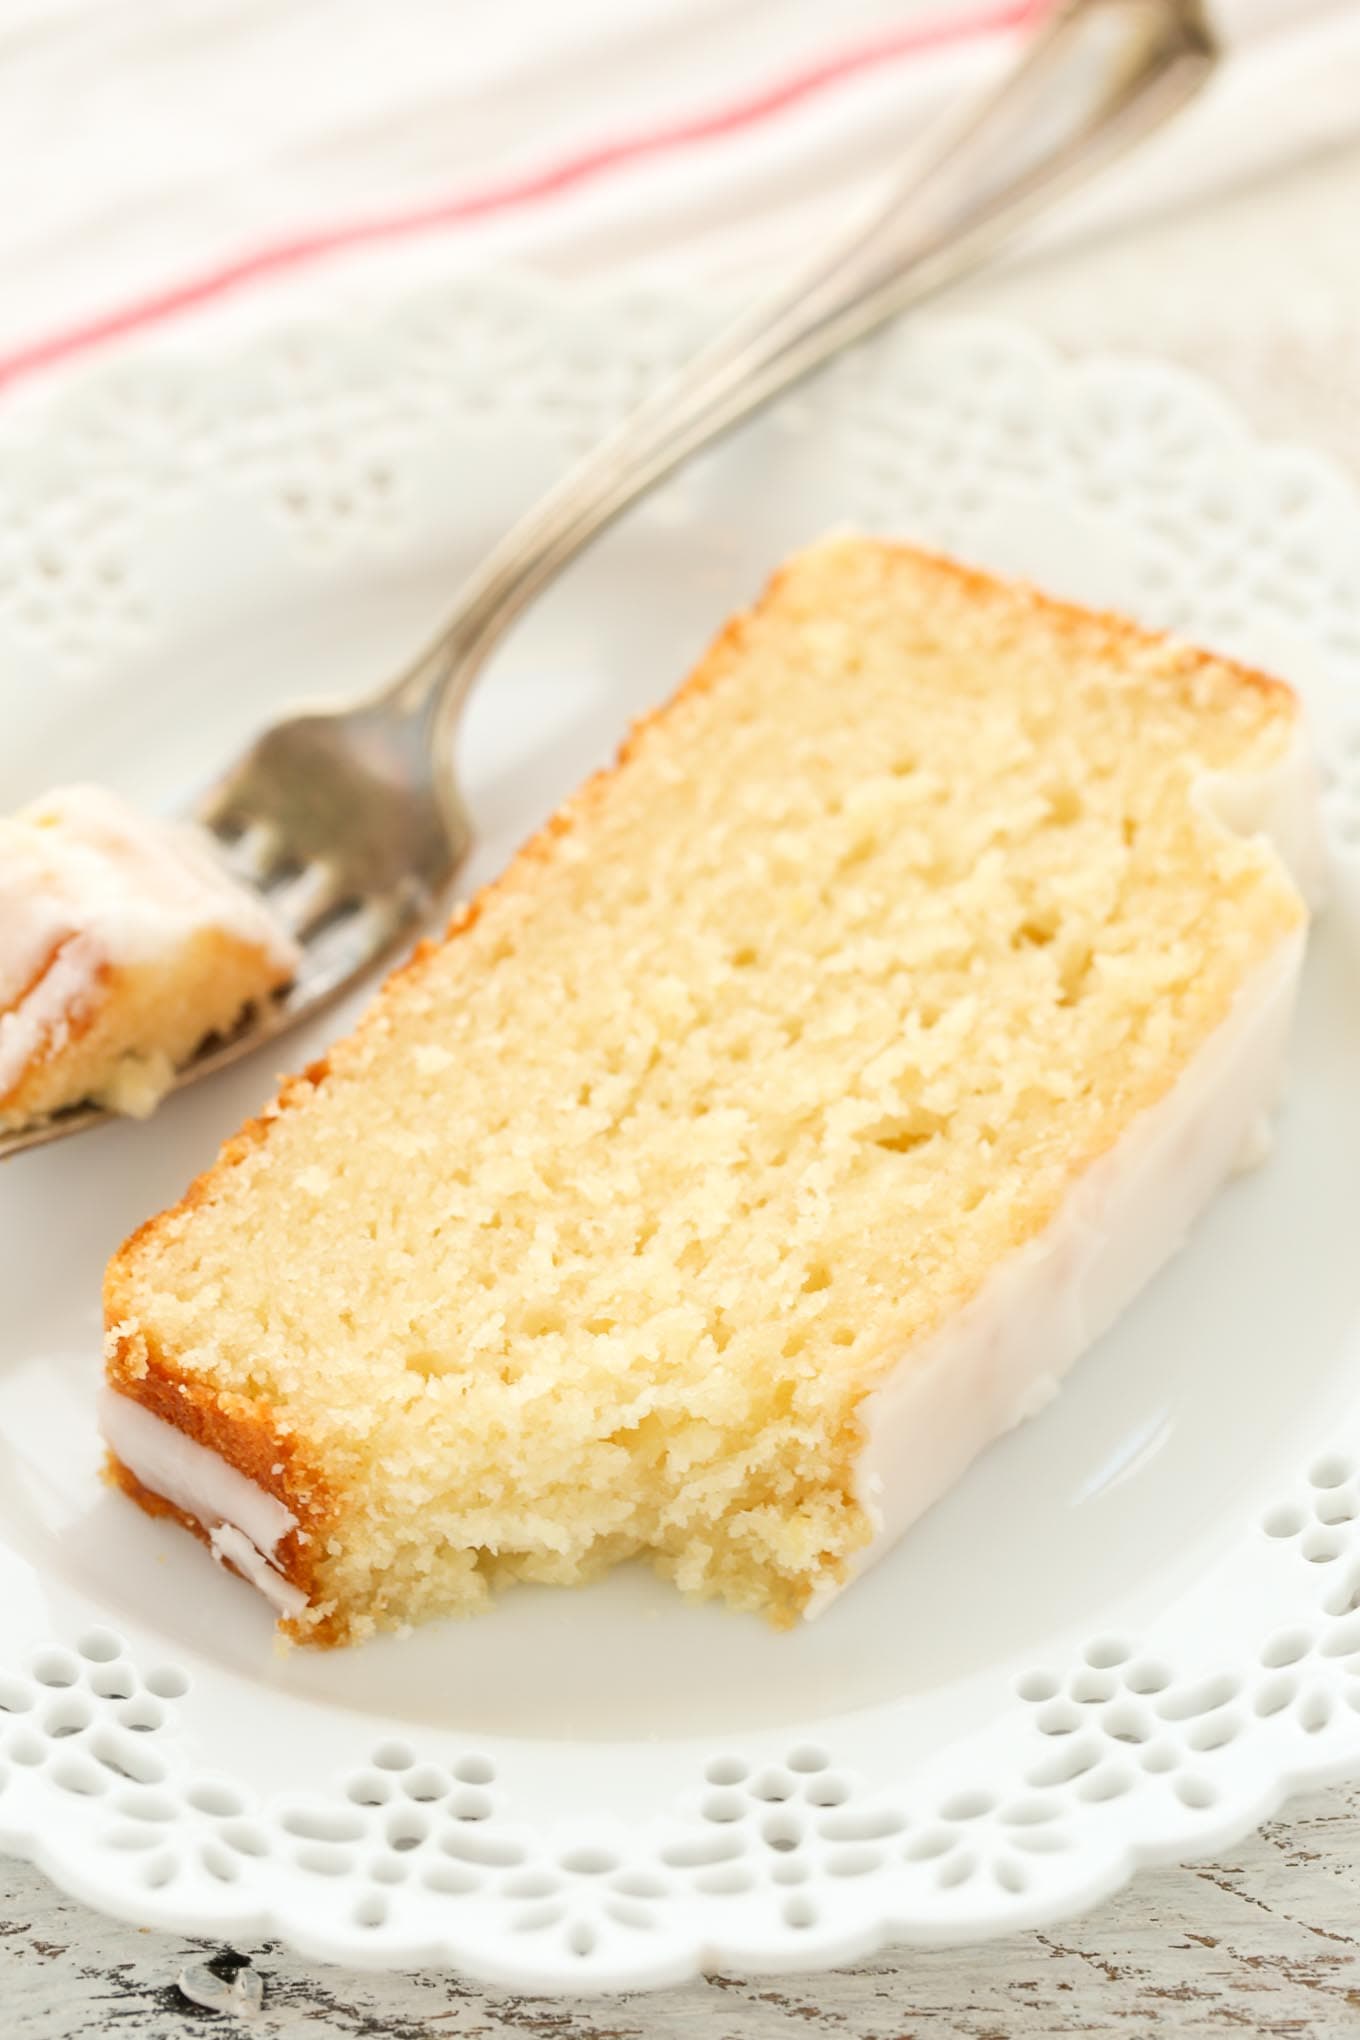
top-left (3, 285), bottom-right (1360, 1991)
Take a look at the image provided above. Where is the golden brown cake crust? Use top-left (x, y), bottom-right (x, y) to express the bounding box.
top-left (103, 1293), bottom-right (335, 1640)
top-left (102, 1451), bottom-right (350, 1646)
top-left (101, 541), bottom-right (1307, 1646)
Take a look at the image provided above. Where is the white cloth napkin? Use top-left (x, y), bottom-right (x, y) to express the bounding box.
top-left (1, 0), bottom-right (1358, 391)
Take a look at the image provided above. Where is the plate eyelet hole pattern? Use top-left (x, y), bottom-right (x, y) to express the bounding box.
top-left (201, 1843), bottom-right (240, 1884)
top-left (32, 1651), bottom-right (80, 1690)
top-left (701, 1790), bottom-right (746, 1825)
top-left (384, 1812), bottom-right (429, 1854)
top-left (1099, 1702), bottom-right (1151, 1746)
top-left (51, 1755), bottom-right (106, 1798)
top-left (1310, 1456), bottom-right (1353, 1491)
top-left (1320, 1615), bottom-right (1360, 1660)
top-left (1186, 1712), bottom-right (1241, 1754)
top-left (5, 312), bottom-right (1360, 1981)
top-left (372, 1739), bottom-right (414, 1772)
top-left (144, 1667), bottom-right (190, 1701)
top-left (1155, 1675), bottom-right (1240, 1723)
top-left (89, 1668), bottom-right (135, 1702)
top-left (450, 1787), bottom-right (494, 1823)
top-left (939, 1791), bottom-right (995, 1823)
top-left (1027, 1737), bottom-right (1101, 1790)
top-left (1254, 1674), bottom-right (1298, 1717)
top-left (936, 1851), bottom-right (977, 1890)
top-left (1298, 1691), bottom-right (1333, 1735)
top-left (693, 1861), bottom-right (757, 1896)
top-left (1261, 1629), bottom-right (1312, 1669)
top-left (220, 1821), bottom-right (269, 1858)
top-left (818, 1807), bottom-right (907, 1843)
top-left (186, 1782), bottom-right (245, 1818)
top-left (1121, 1660), bottom-right (1171, 1696)
top-left (281, 1808), bottom-right (366, 1845)
top-left (114, 1788), bottom-right (177, 1823)
top-left (296, 1843), bottom-right (353, 1878)
top-left (1076, 1766), bottom-right (1132, 1804)
top-left (904, 1828), bottom-right (954, 1863)
top-left (782, 1893), bottom-right (819, 1929)
top-left (453, 1754), bottom-right (495, 1786)
top-left (76, 1630), bottom-right (122, 1664)
top-left (786, 1743), bottom-right (830, 1774)
top-left (43, 1696), bottom-right (92, 1740)
top-left (346, 1772), bottom-right (390, 1807)
top-left (93, 1731), bottom-right (165, 1788)
top-left (661, 1832), bottom-right (744, 1869)
top-left (401, 1766), bottom-right (448, 1803)
top-left (559, 1848), bottom-right (619, 1877)
top-left (1015, 1670), bottom-right (1058, 1702)
top-left (423, 1862), bottom-right (479, 1896)
top-left (118, 1698), bottom-right (165, 1734)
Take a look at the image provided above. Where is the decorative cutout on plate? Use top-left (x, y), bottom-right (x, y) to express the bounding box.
top-left (2, 293), bottom-right (1360, 1982)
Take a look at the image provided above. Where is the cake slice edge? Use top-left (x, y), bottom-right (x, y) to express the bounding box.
top-left (818, 915), bottom-right (1307, 1614)
top-left (97, 544), bottom-right (1327, 1643)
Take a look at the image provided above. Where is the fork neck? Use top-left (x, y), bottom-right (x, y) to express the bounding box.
top-left (381, 0), bottom-right (1214, 748)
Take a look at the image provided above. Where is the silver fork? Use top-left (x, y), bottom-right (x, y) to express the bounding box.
top-left (2, 0), bottom-right (1215, 1160)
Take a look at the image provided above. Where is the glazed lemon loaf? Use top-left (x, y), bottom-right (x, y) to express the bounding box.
top-left (102, 540), bottom-right (1321, 1645)
top-left (1, 786), bottom-right (298, 1131)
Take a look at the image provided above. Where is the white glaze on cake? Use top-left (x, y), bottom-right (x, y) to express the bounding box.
top-left (810, 724), bottom-right (1326, 1612)
top-left (209, 1525), bottom-right (308, 1618)
top-left (0, 932), bottom-right (102, 1100)
top-left (0, 785), bottom-right (299, 1099)
top-left (98, 1388), bottom-right (304, 1616)
top-left (820, 925), bottom-right (1305, 1612)
top-left (101, 926), bottom-right (1304, 1632)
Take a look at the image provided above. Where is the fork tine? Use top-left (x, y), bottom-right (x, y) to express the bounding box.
top-left (193, 772), bottom-right (255, 840)
top-left (210, 820), bottom-right (286, 890)
top-left (268, 863), bottom-right (346, 940)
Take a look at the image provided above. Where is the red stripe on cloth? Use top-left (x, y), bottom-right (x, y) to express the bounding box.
top-left (0, 0), bottom-right (1042, 392)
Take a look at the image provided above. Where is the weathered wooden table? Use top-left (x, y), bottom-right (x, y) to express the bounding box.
top-left (7, 1785), bottom-right (1360, 2033)
top-left (8, 128), bottom-right (1360, 2040)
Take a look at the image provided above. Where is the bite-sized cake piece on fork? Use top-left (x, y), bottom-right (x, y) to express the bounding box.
top-left (102, 541), bottom-right (1325, 1646)
top-left (0, 785), bottom-right (298, 1131)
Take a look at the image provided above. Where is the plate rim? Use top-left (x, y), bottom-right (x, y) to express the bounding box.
top-left (3, 275), bottom-right (1360, 1987)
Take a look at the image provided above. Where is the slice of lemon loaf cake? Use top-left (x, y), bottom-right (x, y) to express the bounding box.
top-left (101, 540), bottom-right (1323, 1645)
top-left (1, 786), bottom-right (298, 1131)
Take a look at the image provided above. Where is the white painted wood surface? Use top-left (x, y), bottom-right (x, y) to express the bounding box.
top-left (8, 120), bottom-right (1360, 2040)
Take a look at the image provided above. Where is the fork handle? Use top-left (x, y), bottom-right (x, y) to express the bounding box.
top-left (392, 0), bottom-right (1215, 732)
